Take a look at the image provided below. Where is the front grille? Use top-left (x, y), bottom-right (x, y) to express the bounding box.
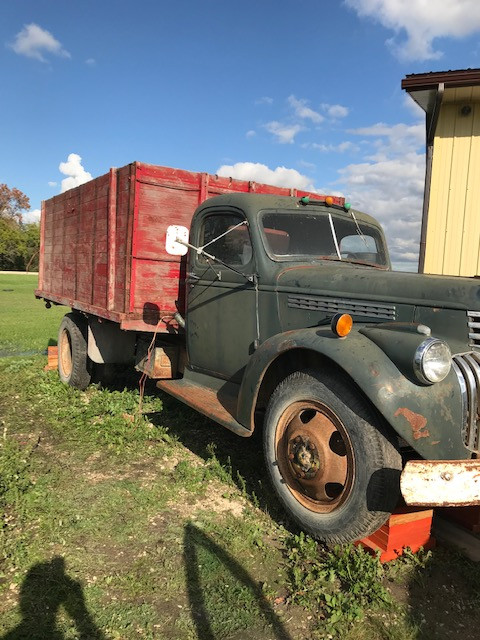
top-left (287, 295), bottom-right (396, 321)
top-left (452, 352), bottom-right (480, 452)
top-left (467, 311), bottom-right (480, 350)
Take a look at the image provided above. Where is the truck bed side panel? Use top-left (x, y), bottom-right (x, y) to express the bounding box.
top-left (37, 161), bottom-right (342, 332)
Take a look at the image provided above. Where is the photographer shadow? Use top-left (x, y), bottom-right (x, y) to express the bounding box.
top-left (2, 557), bottom-right (105, 640)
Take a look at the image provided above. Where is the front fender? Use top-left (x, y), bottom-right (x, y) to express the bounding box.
top-left (237, 327), bottom-right (468, 460)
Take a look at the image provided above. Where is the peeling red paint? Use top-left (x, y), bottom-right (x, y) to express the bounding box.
top-left (394, 407), bottom-right (430, 440)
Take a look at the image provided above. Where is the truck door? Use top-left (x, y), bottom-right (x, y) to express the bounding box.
top-left (186, 208), bottom-right (257, 382)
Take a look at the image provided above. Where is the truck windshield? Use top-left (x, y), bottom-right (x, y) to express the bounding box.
top-left (260, 211), bottom-right (388, 268)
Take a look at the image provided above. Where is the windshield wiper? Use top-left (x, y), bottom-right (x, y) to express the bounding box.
top-left (328, 213), bottom-right (342, 260)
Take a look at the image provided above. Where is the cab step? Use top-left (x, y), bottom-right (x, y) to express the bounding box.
top-left (156, 377), bottom-right (251, 437)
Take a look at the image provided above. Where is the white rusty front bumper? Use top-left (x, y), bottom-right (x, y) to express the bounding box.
top-left (400, 459), bottom-right (480, 507)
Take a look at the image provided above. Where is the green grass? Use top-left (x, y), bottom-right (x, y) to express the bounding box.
top-left (1, 284), bottom-right (480, 639)
top-left (0, 273), bottom-right (65, 353)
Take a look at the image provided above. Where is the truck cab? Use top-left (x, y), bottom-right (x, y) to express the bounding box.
top-left (156, 193), bottom-right (480, 544)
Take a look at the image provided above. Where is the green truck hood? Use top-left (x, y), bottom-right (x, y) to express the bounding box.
top-left (275, 263), bottom-right (480, 310)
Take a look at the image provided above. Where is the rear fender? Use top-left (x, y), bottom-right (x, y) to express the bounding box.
top-left (237, 327), bottom-right (467, 460)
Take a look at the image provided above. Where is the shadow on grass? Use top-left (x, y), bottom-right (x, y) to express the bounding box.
top-left (1, 557), bottom-right (105, 640)
top-left (96, 368), bottom-right (294, 529)
top-left (184, 522), bottom-right (293, 640)
top-left (148, 391), bottom-right (289, 526)
top-left (400, 545), bottom-right (480, 639)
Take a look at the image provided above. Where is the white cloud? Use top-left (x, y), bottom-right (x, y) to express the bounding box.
top-left (321, 103), bottom-right (349, 119)
top-left (332, 118), bottom-right (427, 267)
top-left (288, 95), bottom-right (324, 123)
top-left (264, 121), bottom-right (304, 144)
top-left (348, 122), bottom-right (425, 161)
top-left (59, 153), bottom-right (92, 192)
top-left (345, 0), bottom-right (480, 61)
top-left (22, 208), bottom-right (41, 224)
top-left (307, 141), bottom-right (357, 153)
top-left (255, 96), bottom-right (273, 105)
top-left (337, 151), bottom-right (425, 267)
top-left (85, 58), bottom-right (96, 66)
top-left (9, 23), bottom-right (70, 62)
top-left (216, 162), bottom-right (316, 191)
top-left (246, 130), bottom-right (256, 139)
top-left (48, 181), bottom-right (57, 187)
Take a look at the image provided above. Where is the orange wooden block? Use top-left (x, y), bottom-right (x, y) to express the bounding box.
top-left (44, 346), bottom-right (58, 371)
top-left (356, 506), bottom-right (435, 562)
top-left (438, 505), bottom-right (480, 533)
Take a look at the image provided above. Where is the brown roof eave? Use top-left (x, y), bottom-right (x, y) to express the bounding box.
top-left (402, 69), bottom-right (480, 92)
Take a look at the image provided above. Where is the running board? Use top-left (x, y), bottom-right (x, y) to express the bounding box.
top-left (156, 378), bottom-right (252, 437)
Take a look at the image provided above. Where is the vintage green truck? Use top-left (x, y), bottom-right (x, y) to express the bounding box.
top-left (36, 162), bottom-right (480, 544)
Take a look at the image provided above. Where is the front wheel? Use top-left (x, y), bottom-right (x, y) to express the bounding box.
top-left (57, 313), bottom-right (91, 390)
top-left (263, 369), bottom-right (402, 544)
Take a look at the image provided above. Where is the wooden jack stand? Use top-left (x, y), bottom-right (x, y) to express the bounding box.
top-left (44, 346), bottom-right (58, 371)
top-left (356, 506), bottom-right (435, 563)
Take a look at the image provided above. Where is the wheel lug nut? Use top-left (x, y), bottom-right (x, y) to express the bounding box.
top-left (308, 443), bottom-right (316, 450)
top-left (288, 453), bottom-right (295, 460)
top-left (295, 436), bottom-right (301, 443)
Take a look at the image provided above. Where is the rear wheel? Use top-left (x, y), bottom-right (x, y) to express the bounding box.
top-left (263, 369), bottom-right (401, 544)
top-left (58, 313), bottom-right (91, 390)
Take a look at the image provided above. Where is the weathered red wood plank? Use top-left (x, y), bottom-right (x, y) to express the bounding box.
top-left (36, 161), bottom-right (331, 330)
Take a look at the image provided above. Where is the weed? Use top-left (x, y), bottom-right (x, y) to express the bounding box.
top-left (0, 432), bottom-right (35, 576)
top-left (387, 546), bottom-right (433, 584)
top-left (0, 437), bottom-right (32, 510)
top-left (286, 532), bottom-right (391, 636)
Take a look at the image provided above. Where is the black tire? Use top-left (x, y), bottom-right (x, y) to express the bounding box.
top-left (263, 369), bottom-right (402, 544)
top-left (57, 313), bottom-right (91, 390)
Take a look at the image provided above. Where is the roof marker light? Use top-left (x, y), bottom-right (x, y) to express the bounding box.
top-left (344, 202), bottom-right (351, 211)
top-left (300, 196), bottom-right (310, 205)
top-left (325, 196), bottom-right (333, 206)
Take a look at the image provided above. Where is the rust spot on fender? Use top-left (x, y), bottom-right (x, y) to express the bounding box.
top-left (394, 407), bottom-right (430, 440)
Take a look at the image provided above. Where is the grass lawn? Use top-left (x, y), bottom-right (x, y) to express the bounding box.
top-left (1, 280), bottom-right (480, 639)
top-left (0, 273), bottom-right (66, 354)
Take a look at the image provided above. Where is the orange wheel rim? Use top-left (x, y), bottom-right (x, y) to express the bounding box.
top-left (59, 329), bottom-right (72, 377)
top-left (275, 401), bottom-right (354, 513)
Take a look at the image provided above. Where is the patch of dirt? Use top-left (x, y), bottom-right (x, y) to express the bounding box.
top-left (161, 482), bottom-right (246, 521)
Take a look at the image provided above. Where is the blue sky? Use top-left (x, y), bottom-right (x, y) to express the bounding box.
top-left (3, 0), bottom-right (480, 269)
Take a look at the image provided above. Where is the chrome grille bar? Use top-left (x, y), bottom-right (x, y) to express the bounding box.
top-left (467, 311), bottom-right (480, 350)
top-left (453, 352), bottom-right (480, 452)
top-left (288, 295), bottom-right (396, 320)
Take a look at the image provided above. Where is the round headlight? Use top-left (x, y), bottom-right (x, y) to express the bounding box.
top-left (414, 338), bottom-right (452, 384)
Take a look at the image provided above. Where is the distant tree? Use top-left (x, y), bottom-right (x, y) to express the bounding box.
top-left (0, 219), bottom-right (24, 270)
top-left (0, 183), bottom-right (30, 223)
top-left (0, 184), bottom-right (39, 271)
top-left (23, 223), bottom-right (40, 271)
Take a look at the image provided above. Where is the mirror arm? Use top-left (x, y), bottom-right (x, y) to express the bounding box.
top-left (175, 237), bottom-right (255, 283)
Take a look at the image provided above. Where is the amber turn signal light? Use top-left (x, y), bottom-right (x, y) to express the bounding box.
top-left (331, 313), bottom-right (353, 337)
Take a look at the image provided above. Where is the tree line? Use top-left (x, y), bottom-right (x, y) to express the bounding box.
top-left (0, 184), bottom-right (40, 271)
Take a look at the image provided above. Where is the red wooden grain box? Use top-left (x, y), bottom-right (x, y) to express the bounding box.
top-left (36, 162), bottom-right (341, 333)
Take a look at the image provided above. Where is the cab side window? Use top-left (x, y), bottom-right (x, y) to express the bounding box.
top-left (199, 213), bottom-right (252, 267)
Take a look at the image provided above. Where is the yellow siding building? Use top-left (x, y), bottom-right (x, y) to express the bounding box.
top-left (403, 69), bottom-right (480, 276)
